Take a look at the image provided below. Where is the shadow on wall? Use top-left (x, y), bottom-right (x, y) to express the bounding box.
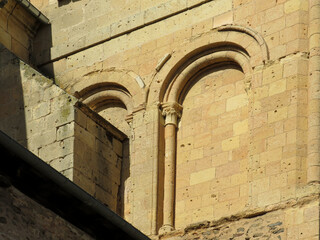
top-left (58, 0), bottom-right (81, 7)
top-left (0, 43), bottom-right (27, 147)
top-left (33, 23), bottom-right (54, 79)
top-left (118, 138), bottom-right (130, 217)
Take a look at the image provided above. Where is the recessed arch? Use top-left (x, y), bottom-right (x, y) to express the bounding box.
top-left (78, 85), bottom-right (134, 115)
top-left (156, 25), bottom-right (269, 233)
top-left (147, 25), bottom-right (268, 105)
top-left (162, 48), bottom-right (252, 103)
top-left (69, 68), bottom-right (146, 109)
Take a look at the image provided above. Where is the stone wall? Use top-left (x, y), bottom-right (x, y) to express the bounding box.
top-left (30, 0), bottom-right (230, 66)
top-left (158, 195), bottom-right (319, 240)
top-left (175, 66), bottom-right (247, 228)
top-left (0, 0), bottom-right (41, 63)
top-left (0, 43), bottom-right (126, 213)
top-left (1, 0), bottom-right (320, 238)
top-left (0, 185), bottom-right (92, 240)
top-left (25, 0), bottom-right (318, 236)
top-left (73, 105), bottom-right (127, 212)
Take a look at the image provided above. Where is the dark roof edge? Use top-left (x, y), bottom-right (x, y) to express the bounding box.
top-left (14, 0), bottom-right (50, 24)
top-left (0, 130), bottom-right (150, 240)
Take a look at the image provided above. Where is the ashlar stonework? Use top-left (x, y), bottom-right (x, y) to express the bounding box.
top-left (0, 0), bottom-right (319, 239)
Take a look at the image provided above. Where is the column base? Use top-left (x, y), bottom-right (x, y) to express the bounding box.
top-left (159, 224), bottom-right (174, 235)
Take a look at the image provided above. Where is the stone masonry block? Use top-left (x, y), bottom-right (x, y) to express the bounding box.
top-left (190, 167), bottom-right (215, 185)
top-left (57, 122), bottom-right (75, 141)
top-left (49, 154), bottom-right (74, 173)
top-left (112, 137), bottom-right (122, 157)
top-left (32, 101), bottom-right (50, 119)
top-left (226, 94), bottom-right (248, 112)
top-left (268, 106), bottom-right (288, 123)
top-left (284, 0), bottom-right (308, 14)
top-left (222, 136), bottom-right (240, 151)
top-left (233, 119), bottom-right (248, 136)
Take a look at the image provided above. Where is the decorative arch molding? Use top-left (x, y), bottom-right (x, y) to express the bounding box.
top-left (156, 25), bottom-right (269, 234)
top-left (81, 88), bottom-right (134, 115)
top-left (217, 24), bottom-right (269, 63)
top-left (69, 68), bottom-right (146, 110)
top-left (163, 49), bottom-right (252, 103)
top-left (147, 25), bottom-right (269, 105)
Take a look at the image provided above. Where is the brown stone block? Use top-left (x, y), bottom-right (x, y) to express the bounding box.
top-left (0, 27), bottom-right (11, 50)
top-left (252, 112), bottom-right (268, 129)
top-left (298, 221), bottom-right (320, 238)
top-left (304, 204), bottom-right (320, 222)
top-left (191, 18), bottom-right (212, 37)
top-left (213, 11), bottom-right (233, 28)
top-left (176, 160), bottom-right (196, 175)
top-left (286, 39), bottom-right (309, 55)
top-left (280, 185), bottom-right (297, 201)
top-left (281, 156), bottom-right (300, 172)
top-left (260, 91), bottom-right (290, 112)
top-left (212, 152), bottom-right (229, 167)
top-left (265, 32), bottom-right (280, 49)
top-left (251, 139), bottom-right (266, 155)
top-left (218, 185), bottom-right (239, 202)
top-left (232, 146), bottom-right (248, 161)
top-left (234, 2), bottom-right (254, 21)
top-left (261, 16), bottom-right (285, 36)
top-left (218, 109), bottom-right (241, 127)
top-left (260, 147), bottom-right (282, 165)
top-left (193, 133), bottom-right (211, 149)
top-left (216, 161), bottom-right (240, 178)
top-left (283, 59), bottom-right (308, 77)
top-left (280, 24), bottom-right (308, 45)
top-left (269, 44), bottom-right (287, 60)
top-left (215, 84), bottom-right (235, 101)
top-left (257, 189), bottom-right (280, 206)
top-left (233, 0), bottom-right (251, 8)
top-left (11, 38), bottom-right (28, 62)
top-left (265, 4), bottom-right (284, 22)
top-left (266, 160), bottom-right (281, 176)
top-left (211, 124), bottom-right (233, 142)
top-left (262, 64), bottom-right (283, 85)
top-left (230, 172), bottom-right (248, 185)
top-left (267, 132), bottom-right (286, 150)
top-left (188, 181), bottom-right (211, 198)
top-left (284, 0), bottom-right (308, 14)
top-left (270, 172), bottom-right (287, 189)
top-left (251, 177), bottom-right (269, 195)
top-left (286, 9), bottom-right (309, 27)
top-left (268, 106), bottom-right (288, 123)
top-left (253, 125), bottom-right (275, 141)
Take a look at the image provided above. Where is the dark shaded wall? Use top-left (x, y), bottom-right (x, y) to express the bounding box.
top-left (0, 43), bottom-right (27, 147)
top-left (0, 183), bottom-right (92, 240)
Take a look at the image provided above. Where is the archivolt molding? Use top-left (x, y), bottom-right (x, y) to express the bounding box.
top-left (81, 89), bottom-right (134, 114)
top-left (69, 68), bottom-right (146, 109)
top-left (164, 50), bottom-right (251, 103)
top-left (148, 25), bottom-right (268, 105)
top-left (217, 24), bottom-right (269, 64)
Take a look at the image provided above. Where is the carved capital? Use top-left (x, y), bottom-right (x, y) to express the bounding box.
top-left (161, 102), bottom-right (182, 127)
top-left (159, 224), bottom-right (174, 235)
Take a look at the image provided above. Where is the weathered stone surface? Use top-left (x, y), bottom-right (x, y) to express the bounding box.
top-left (0, 186), bottom-right (92, 240)
top-left (1, 0), bottom-right (319, 238)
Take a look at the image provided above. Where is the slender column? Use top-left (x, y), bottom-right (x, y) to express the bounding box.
top-left (308, 0), bottom-right (320, 183)
top-left (159, 102), bottom-right (182, 234)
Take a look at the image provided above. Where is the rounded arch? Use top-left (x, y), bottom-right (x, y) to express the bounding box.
top-left (81, 88), bottom-right (134, 115)
top-left (163, 49), bottom-right (252, 103)
top-left (68, 68), bottom-right (146, 109)
top-left (148, 25), bottom-right (269, 104)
